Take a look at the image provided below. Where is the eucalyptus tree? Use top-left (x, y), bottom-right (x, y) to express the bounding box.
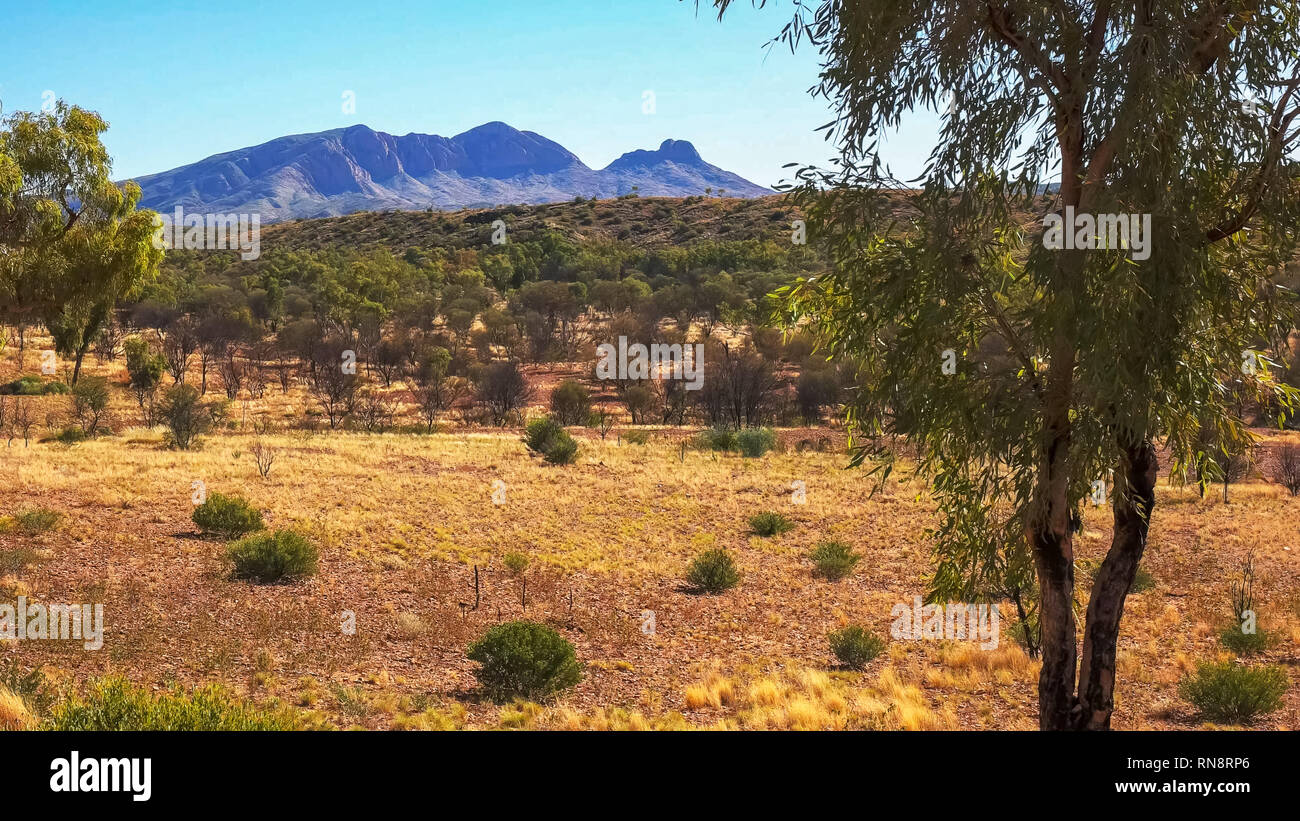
top-left (715, 0), bottom-right (1300, 729)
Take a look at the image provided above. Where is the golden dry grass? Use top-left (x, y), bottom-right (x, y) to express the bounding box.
top-left (2, 340), bottom-right (1299, 729)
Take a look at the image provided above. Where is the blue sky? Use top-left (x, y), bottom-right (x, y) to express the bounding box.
top-left (0, 0), bottom-right (941, 186)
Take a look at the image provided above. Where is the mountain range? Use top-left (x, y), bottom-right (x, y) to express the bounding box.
top-left (131, 122), bottom-right (773, 222)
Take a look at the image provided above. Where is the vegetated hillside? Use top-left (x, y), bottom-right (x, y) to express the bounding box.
top-left (259, 194), bottom-right (808, 255)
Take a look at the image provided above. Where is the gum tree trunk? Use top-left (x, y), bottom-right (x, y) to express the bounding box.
top-left (1072, 439), bottom-right (1158, 730)
top-left (1031, 343), bottom-right (1078, 731)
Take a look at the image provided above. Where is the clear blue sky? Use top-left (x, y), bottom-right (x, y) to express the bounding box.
top-left (0, 0), bottom-right (941, 187)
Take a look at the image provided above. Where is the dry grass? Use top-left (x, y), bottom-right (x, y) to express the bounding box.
top-left (2, 340), bottom-right (1298, 729)
top-left (0, 685), bottom-right (34, 730)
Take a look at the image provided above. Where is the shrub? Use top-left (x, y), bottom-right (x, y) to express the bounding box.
top-left (829, 625), bottom-right (885, 670)
top-left (192, 492), bottom-right (264, 538)
top-left (1178, 662), bottom-right (1287, 723)
top-left (796, 369), bottom-right (840, 424)
top-left (1275, 444), bottom-right (1300, 496)
top-left (466, 621), bottom-right (582, 702)
top-left (749, 511), bottom-right (794, 537)
top-left (158, 383), bottom-right (211, 449)
top-left (736, 427), bottom-right (776, 458)
top-left (503, 551), bottom-right (529, 575)
top-left (623, 429), bottom-right (650, 445)
top-left (14, 508), bottom-right (61, 534)
top-left (542, 435), bottom-right (578, 464)
top-left (696, 426), bottom-right (738, 452)
top-left (523, 416), bottom-right (579, 465)
top-left (685, 548), bottom-right (740, 593)
top-left (225, 529), bottom-right (319, 583)
top-left (0, 376), bottom-right (67, 396)
top-left (46, 676), bottom-right (301, 730)
top-left (476, 360), bottom-right (532, 426)
top-left (1, 659), bottom-right (53, 723)
top-left (550, 380), bottom-right (591, 426)
top-left (1220, 624), bottom-right (1272, 656)
top-left (70, 376), bottom-right (110, 435)
top-left (809, 541), bottom-right (861, 581)
top-left (48, 426), bottom-right (88, 445)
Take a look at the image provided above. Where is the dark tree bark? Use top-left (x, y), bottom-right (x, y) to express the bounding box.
top-left (1030, 343), bottom-right (1078, 731)
top-left (1072, 438), bottom-right (1157, 730)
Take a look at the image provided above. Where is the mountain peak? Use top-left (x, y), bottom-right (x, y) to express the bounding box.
top-left (606, 139), bottom-right (706, 171)
top-left (131, 124), bottom-right (772, 221)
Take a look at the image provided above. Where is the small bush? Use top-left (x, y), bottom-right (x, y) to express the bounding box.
top-left (1220, 624), bottom-right (1272, 656)
top-left (466, 620), bottom-right (582, 702)
top-left (736, 427), bottom-right (776, 458)
top-left (503, 551), bottom-right (529, 575)
top-left (1274, 444), bottom-right (1300, 496)
top-left (13, 508), bottom-right (61, 534)
top-left (1, 659), bottom-right (54, 721)
top-left (1179, 662), bottom-right (1287, 723)
top-left (550, 380), bottom-right (591, 426)
top-left (225, 529), bottom-right (318, 583)
top-left (47, 426), bottom-right (89, 445)
top-left (158, 383), bottom-right (212, 449)
top-left (696, 426), bottom-right (738, 452)
top-left (749, 511), bottom-right (794, 537)
top-left (523, 416), bottom-right (579, 465)
top-left (47, 676), bottom-right (301, 730)
top-left (1, 376), bottom-right (68, 396)
top-left (685, 548), bottom-right (740, 593)
top-left (809, 541), bottom-right (860, 581)
top-left (829, 625), bottom-right (885, 670)
top-left (623, 429), bottom-right (650, 445)
top-left (71, 376), bottom-right (110, 435)
top-left (192, 492), bottom-right (264, 538)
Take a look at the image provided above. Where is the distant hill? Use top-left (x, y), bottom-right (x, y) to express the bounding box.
top-left (131, 122), bottom-right (774, 222)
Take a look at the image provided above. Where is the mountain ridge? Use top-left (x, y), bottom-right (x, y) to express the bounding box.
top-left (132, 122), bottom-right (773, 222)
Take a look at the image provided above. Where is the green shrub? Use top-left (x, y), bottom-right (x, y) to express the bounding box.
top-left (736, 427), bottom-right (777, 458)
top-left (1, 659), bottom-right (55, 719)
top-left (14, 508), bottom-right (61, 534)
top-left (549, 380), bottom-right (591, 426)
top-left (695, 426), bottom-right (738, 452)
top-left (47, 426), bottom-right (88, 445)
top-left (158, 383), bottom-right (217, 448)
top-left (1219, 624), bottom-right (1272, 656)
top-left (47, 676), bottom-right (301, 730)
top-left (466, 620), bottom-right (582, 702)
top-left (623, 429), bottom-right (650, 445)
top-left (749, 511), bottom-right (794, 537)
top-left (1, 376), bottom-right (68, 396)
top-left (809, 541), bottom-right (860, 581)
top-left (71, 376), bottom-right (111, 435)
top-left (1178, 661), bottom-right (1287, 723)
top-left (829, 625), bottom-right (885, 670)
top-left (225, 529), bottom-right (319, 583)
top-left (523, 416), bottom-right (579, 465)
top-left (503, 551), bottom-right (529, 575)
top-left (192, 492), bottom-right (264, 538)
top-left (685, 548), bottom-right (741, 593)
